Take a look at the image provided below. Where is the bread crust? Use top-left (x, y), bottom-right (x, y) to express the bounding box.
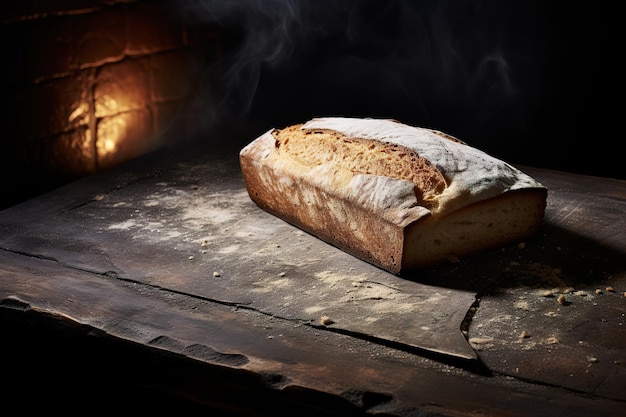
top-left (273, 124), bottom-right (447, 211)
top-left (239, 118), bottom-right (547, 273)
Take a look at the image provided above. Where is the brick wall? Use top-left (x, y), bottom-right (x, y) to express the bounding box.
top-left (1, 0), bottom-right (221, 209)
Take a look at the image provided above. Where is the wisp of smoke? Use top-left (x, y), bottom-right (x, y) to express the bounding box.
top-left (183, 0), bottom-right (352, 120)
top-left (183, 0), bottom-right (521, 137)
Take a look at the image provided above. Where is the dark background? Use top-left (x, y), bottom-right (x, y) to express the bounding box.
top-left (1, 0), bottom-right (622, 211)
top-left (1, 2), bottom-right (623, 413)
top-left (188, 0), bottom-right (622, 179)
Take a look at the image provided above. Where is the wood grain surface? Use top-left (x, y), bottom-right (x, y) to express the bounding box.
top-left (1, 143), bottom-right (624, 416)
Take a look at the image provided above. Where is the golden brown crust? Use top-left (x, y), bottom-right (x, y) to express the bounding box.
top-left (273, 124), bottom-right (447, 211)
top-left (240, 138), bottom-right (407, 273)
top-left (240, 118), bottom-right (548, 274)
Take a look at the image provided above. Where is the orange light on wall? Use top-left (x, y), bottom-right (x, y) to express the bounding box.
top-left (58, 57), bottom-right (162, 174)
top-left (97, 112), bottom-right (125, 159)
top-left (53, 47), bottom-right (214, 179)
top-left (1, 0), bottom-right (221, 210)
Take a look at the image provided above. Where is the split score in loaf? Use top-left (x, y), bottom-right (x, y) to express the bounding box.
top-left (239, 117), bottom-right (547, 274)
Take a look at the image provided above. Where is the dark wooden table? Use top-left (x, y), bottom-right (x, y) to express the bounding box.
top-left (1, 140), bottom-right (624, 416)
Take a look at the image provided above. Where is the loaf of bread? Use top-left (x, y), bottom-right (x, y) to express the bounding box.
top-left (239, 117), bottom-right (547, 274)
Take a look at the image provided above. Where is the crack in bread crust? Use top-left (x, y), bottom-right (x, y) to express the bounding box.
top-left (240, 117), bottom-right (548, 274)
top-left (272, 124), bottom-right (447, 210)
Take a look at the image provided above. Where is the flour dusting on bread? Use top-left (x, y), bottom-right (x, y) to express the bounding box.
top-left (300, 118), bottom-right (543, 214)
top-left (240, 117), bottom-right (547, 273)
top-left (274, 123), bottom-right (446, 211)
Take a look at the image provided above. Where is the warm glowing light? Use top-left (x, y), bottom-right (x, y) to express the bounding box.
top-left (65, 65), bottom-right (154, 172)
top-left (68, 102), bottom-right (89, 124)
top-left (81, 128), bottom-right (93, 160)
top-left (97, 94), bottom-right (120, 115)
top-left (97, 115), bottom-right (128, 158)
top-left (103, 139), bottom-right (116, 153)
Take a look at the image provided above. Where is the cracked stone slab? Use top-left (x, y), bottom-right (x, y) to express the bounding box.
top-left (5, 250), bottom-right (624, 417)
top-left (1, 142), bottom-right (625, 403)
top-left (0, 146), bottom-right (478, 360)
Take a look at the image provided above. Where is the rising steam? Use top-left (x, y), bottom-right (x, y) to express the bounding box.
top-left (183, 0), bottom-right (523, 137)
top-left (183, 0), bottom-right (348, 119)
top-left (179, 1), bottom-right (620, 178)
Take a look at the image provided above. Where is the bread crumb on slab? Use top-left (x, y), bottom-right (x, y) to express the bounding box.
top-left (514, 300), bottom-right (531, 311)
top-left (606, 286), bottom-right (615, 293)
top-left (213, 271), bottom-right (221, 277)
top-left (519, 331), bottom-right (531, 339)
top-left (320, 316), bottom-right (335, 326)
top-left (468, 337), bottom-right (494, 351)
top-left (557, 294), bottom-right (570, 305)
top-left (469, 337), bottom-right (494, 345)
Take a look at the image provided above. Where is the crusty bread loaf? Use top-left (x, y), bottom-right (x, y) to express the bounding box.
top-left (239, 117), bottom-right (547, 274)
